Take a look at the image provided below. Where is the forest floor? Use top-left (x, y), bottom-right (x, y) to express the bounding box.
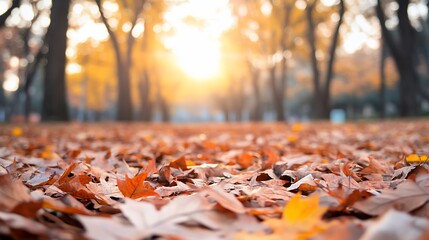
top-left (1, 120), bottom-right (429, 239)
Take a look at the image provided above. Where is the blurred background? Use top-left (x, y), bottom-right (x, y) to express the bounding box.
top-left (0, 0), bottom-right (428, 123)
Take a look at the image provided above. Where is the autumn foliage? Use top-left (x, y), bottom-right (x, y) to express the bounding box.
top-left (1, 121), bottom-right (429, 239)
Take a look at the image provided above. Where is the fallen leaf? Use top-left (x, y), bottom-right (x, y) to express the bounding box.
top-left (280, 192), bottom-right (327, 227)
top-left (0, 212), bottom-right (49, 236)
top-left (291, 123), bottom-right (303, 132)
top-left (286, 174), bottom-right (318, 192)
top-left (11, 127), bottom-right (23, 137)
top-left (169, 155), bottom-right (189, 170)
top-left (406, 154), bottom-right (428, 163)
top-left (78, 215), bottom-right (141, 240)
top-left (239, 193), bottom-right (328, 240)
top-left (203, 185), bottom-right (246, 214)
top-left (361, 210), bottom-right (429, 240)
top-left (237, 152), bottom-right (254, 169)
top-left (57, 162), bottom-right (81, 185)
top-left (117, 171), bottom-right (158, 199)
top-left (353, 180), bottom-right (429, 216)
top-left (0, 175), bottom-right (32, 211)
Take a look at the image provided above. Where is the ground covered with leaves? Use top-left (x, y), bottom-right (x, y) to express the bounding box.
top-left (1, 121), bottom-right (429, 239)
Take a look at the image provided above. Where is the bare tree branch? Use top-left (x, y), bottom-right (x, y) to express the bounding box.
top-left (95, 0), bottom-right (122, 63)
top-left (376, 0), bottom-right (401, 65)
top-left (324, 0), bottom-right (345, 94)
top-left (126, 0), bottom-right (145, 66)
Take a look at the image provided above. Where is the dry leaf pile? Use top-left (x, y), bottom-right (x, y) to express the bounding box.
top-left (1, 121), bottom-right (429, 239)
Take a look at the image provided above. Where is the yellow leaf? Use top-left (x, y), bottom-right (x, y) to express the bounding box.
top-left (406, 154), bottom-right (428, 163)
top-left (11, 127), bottom-right (23, 137)
top-left (236, 193), bottom-right (328, 240)
top-left (282, 192), bottom-right (326, 225)
top-left (264, 193), bottom-right (327, 239)
top-left (40, 146), bottom-right (55, 159)
top-left (288, 135), bottom-right (298, 143)
top-left (186, 160), bottom-right (196, 166)
top-left (291, 123), bottom-right (303, 132)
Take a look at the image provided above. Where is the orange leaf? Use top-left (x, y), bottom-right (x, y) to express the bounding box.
top-left (117, 172), bottom-right (158, 199)
top-left (261, 148), bottom-right (280, 170)
top-left (57, 162), bottom-right (81, 185)
top-left (237, 152), bottom-right (254, 169)
top-left (58, 175), bottom-right (95, 200)
top-left (145, 159), bottom-right (157, 175)
top-left (341, 162), bottom-right (352, 177)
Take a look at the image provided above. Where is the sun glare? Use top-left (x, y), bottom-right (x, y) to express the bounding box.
top-left (168, 28), bottom-right (220, 79)
top-left (163, 0), bottom-right (233, 80)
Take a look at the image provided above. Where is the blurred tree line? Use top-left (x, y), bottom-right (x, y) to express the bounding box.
top-left (0, 0), bottom-right (428, 122)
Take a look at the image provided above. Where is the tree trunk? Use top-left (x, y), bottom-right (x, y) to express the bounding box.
top-left (379, 42), bottom-right (387, 119)
top-left (95, 0), bottom-right (143, 121)
top-left (321, 0), bottom-right (344, 119)
top-left (376, 0), bottom-right (419, 117)
top-left (250, 66), bottom-right (262, 121)
top-left (138, 70), bottom-right (152, 122)
top-left (269, 65), bottom-right (285, 121)
top-left (116, 61), bottom-right (133, 121)
top-left (235, 77), bottom-right (245, 121)
top-left (279, 48), bottom-right (288, 121)
top-left (306, 0), bottom-right (344, 120)
top-left (278, 3), bottom-right (292, 121)
top-left (398, 61), bottom-right (419, 116)
top-left (223, 101), bottom-right (230, 122)
top-left (159, 96), bottom-right (170, 122)
top-left (306, 3), bottom-right (321, 119)
top-left (42, 0), bottom-right (70, 121)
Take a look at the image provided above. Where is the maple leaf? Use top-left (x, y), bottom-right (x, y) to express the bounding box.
top-left (117, 172), bottom-right (158, 199)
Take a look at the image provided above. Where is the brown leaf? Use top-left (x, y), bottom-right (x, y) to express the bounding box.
top-left (58, 175), bottom-right (96, 200)
top-left (0, 175), bottom-right (32, 211)
top-left (117, 172), bottom-right (158, 199)
top-left (146, 159), bottom-right (157, 176)
top-left (159, 165), bottom-right (172, 185)
top-left (0, 212), bottom-right (49, 237)
top-left (361, 210), bottom-right (429, 240)
top-left (203, 185), bottom-right (246, 214)
top-left (261, 148), bottom-right (280, 170)
top-left (353, 180), bottom-right (429, 216)
top-left (287, 174), bottom-right (318, 192)
top-left (57, 161), bottom-right (81, 185)
top-left (169, 155), bottom-right (188, 170)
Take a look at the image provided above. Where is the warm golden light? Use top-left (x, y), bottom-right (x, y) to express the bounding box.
top-left (3, 71), bottom-right (19, 92)
top-left (162, 0), bottom-right (234, 80)
top-left (169, 28), bottom-right (220, 80)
